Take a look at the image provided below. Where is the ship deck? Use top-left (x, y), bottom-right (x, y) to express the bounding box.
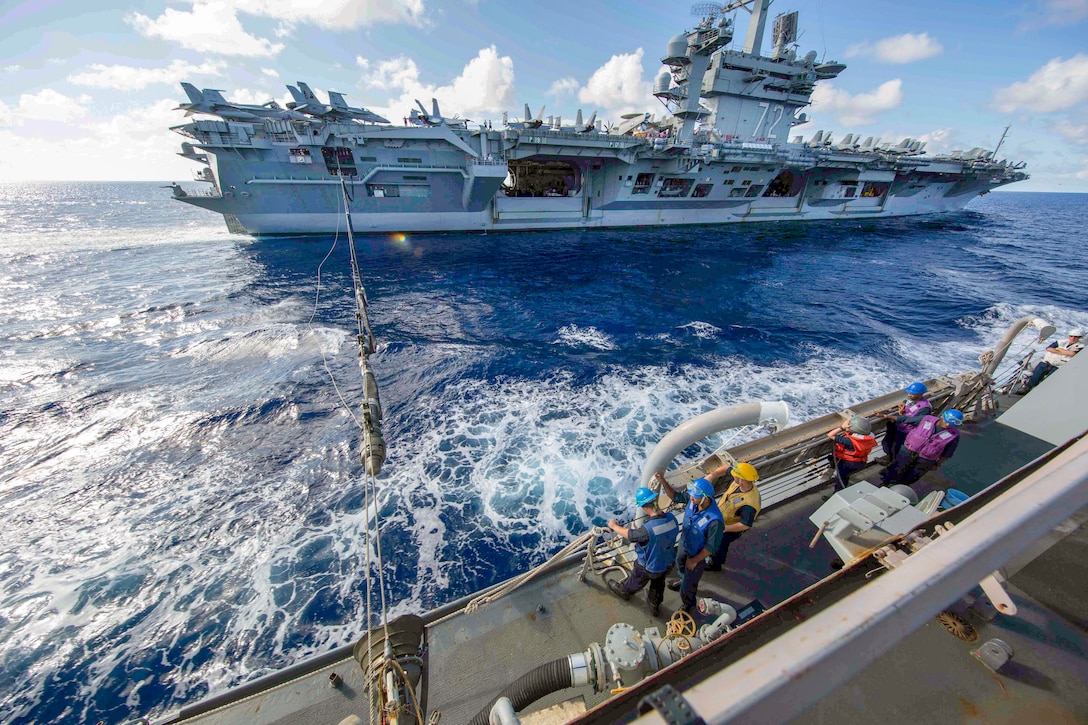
top-left (157, 360), bottom-right (1088, 725)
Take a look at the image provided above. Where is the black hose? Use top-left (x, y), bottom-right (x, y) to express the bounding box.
top-left (468, 657), bottom-right (573, 725)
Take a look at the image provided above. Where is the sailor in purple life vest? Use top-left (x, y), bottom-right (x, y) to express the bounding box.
top-left (880, 382), bottom-right (932, 461)
top-left (605, 487), bottom-right (679, 617)
top-left (881, 409), bottom-right (964, 486)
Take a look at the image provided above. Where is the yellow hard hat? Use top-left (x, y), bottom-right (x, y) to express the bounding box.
top-left (732, 462), bottom-right (759, 481)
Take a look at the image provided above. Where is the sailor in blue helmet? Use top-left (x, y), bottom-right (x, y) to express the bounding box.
top-left (882, 409), bottom-right (964, 487)
top-left (605, 487), bottom-right (679, 616)
top-left (880, 382), bottom-right (932, 461)
top-left (656, 473), bottom-right (725, 614)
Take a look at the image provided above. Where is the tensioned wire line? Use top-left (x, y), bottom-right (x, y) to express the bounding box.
top-left (305, 176), bottom-right (397, 723)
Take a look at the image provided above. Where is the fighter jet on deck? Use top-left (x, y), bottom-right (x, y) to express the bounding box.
top-left (505, 104), bottom-right (545, 130)
top-left (572, 109), bottom-right (598, 133)
top-left (557, 109), bottom-right (600, 133)
top-left (286, 82), bottom-right (389, 124)
top-left (407, 98), bottom-right (469, 129)
top-left (176, 83), bottom-right (309, 122)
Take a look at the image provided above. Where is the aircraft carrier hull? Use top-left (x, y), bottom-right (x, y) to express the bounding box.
top-left (173, 123), bottom-right (1023, 236)
top-left (210, 197), bottom-right (981, 236)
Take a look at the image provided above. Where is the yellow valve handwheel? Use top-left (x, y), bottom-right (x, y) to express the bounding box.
top-left (667, 610), bottom-right (696, 637)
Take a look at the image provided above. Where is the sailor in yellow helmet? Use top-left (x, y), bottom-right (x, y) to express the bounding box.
top-left (704, 461), bottom-right (761, 571)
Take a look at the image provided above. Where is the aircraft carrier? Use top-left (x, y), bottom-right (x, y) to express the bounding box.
top-left (169, 0), bottom-right (1028, 236)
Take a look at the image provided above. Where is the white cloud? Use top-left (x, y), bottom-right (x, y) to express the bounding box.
top-left (219, 87), bottom-right (290, 106)
top-left (846, 33), bottom-right (943, 64)
top-left (809, 79), bottom-right (903, 126)
top-left (68, 60), bottom-right (226, 91)
top-left (915, 128), bottom-right (961, 155)
top-left (0, 98), bottom-right (200, 181)
top-left (128, 2), bottom-right (285, 57)
top-left (363, 56), bottom-right (423, 92)
top-left (232, 0), bottom-right (425, 28)
top-left (129, 0), bottom-right (426, 54)
top-left (874, 33), bottom-right (943, 64)
top-left (446, 46), bottom-right (515, 113)
top-left (360, 46), bottom-right (515, 122)
top-left (356, 56), bottom-right (370, 70)
top-left (261, 68), bottom-right (280, 78)
top-left (1050, 119), bottom-right (1088, 144)
top-left (0, 89), bottom-right (89, 127)
top-left (994, 55), bottom-right (1088, 113)
top-left (2, 65), bottom-right (21, 74)
top-left (546, 77), bottom-right (579, 98)
top-left (577, 48), bottom-right (654, 117)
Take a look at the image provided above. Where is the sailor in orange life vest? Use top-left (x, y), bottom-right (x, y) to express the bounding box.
top-left (827, 416), bottom-right (878, 491)
top-left (703, 461), bottom-right (761, 572)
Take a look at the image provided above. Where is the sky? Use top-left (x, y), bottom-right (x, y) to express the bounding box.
top-left (1, 0), bottom-right (1087, 192)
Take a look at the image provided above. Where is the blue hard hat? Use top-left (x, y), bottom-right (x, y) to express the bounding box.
top-left (942, 409), bottom-right (964, 426)
top-left (690, 477), bottom-right (715, 499)
top-left (635, 487), bottom-right (657, 507)
top-left (906, 382), bottom-right (928, 396)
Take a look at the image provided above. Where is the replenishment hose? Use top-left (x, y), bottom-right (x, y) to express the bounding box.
top-left (468, 657), bottom-right (574, 725)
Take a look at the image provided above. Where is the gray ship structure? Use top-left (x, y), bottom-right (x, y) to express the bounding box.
top-left (169, 0), bottom-right (1028, 235)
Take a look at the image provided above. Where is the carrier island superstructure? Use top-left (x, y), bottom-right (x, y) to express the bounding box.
top-left (169, 0), bottom-right (1028, 235)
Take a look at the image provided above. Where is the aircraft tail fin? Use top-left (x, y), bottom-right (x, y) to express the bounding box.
top-left (203, 88), bottom-right (229, 105)
top-left (180, 82), bottom-right (204, 104)
top-left (328, 91), bottom-right (348, 109)
top-left (297, 82), bottom-right (319, 102)
top-left (287, 85), bottom-right (307, 105)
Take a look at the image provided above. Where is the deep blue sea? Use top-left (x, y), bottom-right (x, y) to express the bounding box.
top-left (1, 182), bottom-right (1086, 724)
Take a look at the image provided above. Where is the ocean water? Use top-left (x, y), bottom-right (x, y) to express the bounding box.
top-left (0, 182), bottom-right (1086, 724)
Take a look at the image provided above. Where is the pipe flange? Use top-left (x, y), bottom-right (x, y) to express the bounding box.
top-left (588, 642), bottom-right (608, 693)
top-left (604, 622), bottom-right (645, 670)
